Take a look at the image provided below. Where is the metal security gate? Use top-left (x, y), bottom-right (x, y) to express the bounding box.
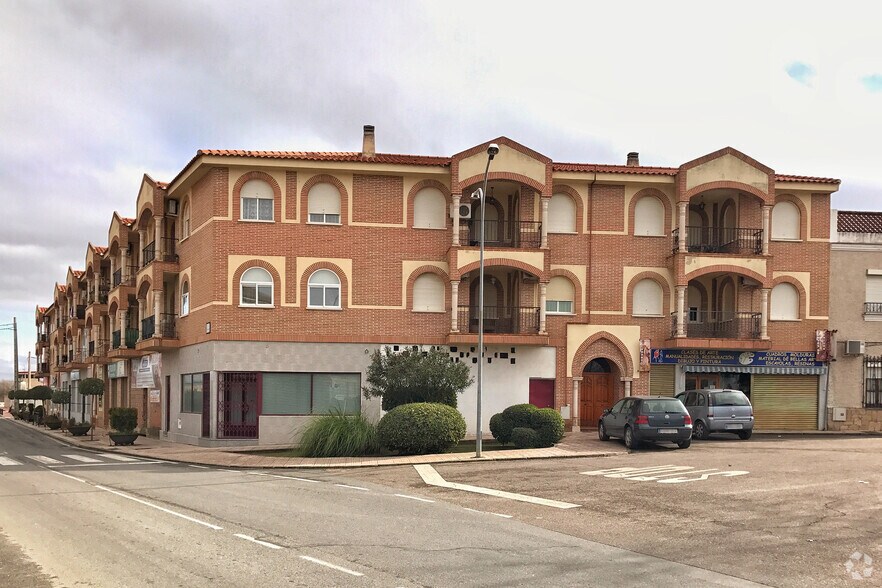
top-left (752, 375), bottom-right (818, 430)
top-left (650, 365), bottom-right (675, 396)
top-left (218, 372), bottom-right (259, 439)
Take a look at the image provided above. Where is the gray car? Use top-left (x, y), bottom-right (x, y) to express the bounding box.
top-left (675, 389), bottom-right (754, 440)
top-left (598, 396), bottom-right (692, 450)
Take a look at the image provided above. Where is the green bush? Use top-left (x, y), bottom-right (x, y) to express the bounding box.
top-left (511, 427), bottom-right (539, 449)
top-left (489, 412), bottom-right (514, 444)
top-left (377, 403), bottom-right (466, 455)
top-left (109, 408), bottom-right (138, 433)
top-left (503, 404), bottom-right (538, 428)
top-left (363, 347), bottom-right (473, 411)
top-left (44, 414), bottom-right (61, 430)
top-left (532, 408), bottom-right (565, 448)
top-left (299, 411), bottom-right (379, 457)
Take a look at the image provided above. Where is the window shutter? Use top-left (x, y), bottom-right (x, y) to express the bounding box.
top-left (634, 197), bottom-right (665, 236)
top-left (547, 194), bottom-right (576, 233)
top-left (308, 183), bottom-right (341, 215)
top-left (414, 188), bottom-right (446, 228)
top-left (866, 275), bottom-right (882, 302)
top-left (413, 274), bottom-right (444, 312)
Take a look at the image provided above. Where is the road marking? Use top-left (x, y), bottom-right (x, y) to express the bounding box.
top-left (47, 460), bottom-right (163, 468)
top-left (27, 455), bottom-right (62, 465)
top-left (48, 470), bottom-right (87, 484)
top-left (394, 494), bottom-right (435, 503)
top-left (335, 484), bottom-right (369, 491)
top-left (63, 454), bottom-right (101, 463)
top-left (97, 453), bottom-right (139, 462)
top-left (0, 456), bottom-right (22, 466)
top-left (234, 533), bottom-right (283, 550)
top-left (94, 485), bottom-right (223, 530)
top-left (414, 464), bottom-right (580, 510)
top-left (299, 555), bottom-right (364, 577)
top-left (188, 464), bottom-right (209, 469)
top-left (463, 507), bottom-right (513, 519)
top-left (249, 472), bottom-right (321, 483)
top-left (581, 465), bottom-right (750, 484)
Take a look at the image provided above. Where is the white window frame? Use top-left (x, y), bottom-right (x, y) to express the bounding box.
top-left (308, 269), bottom-right (342, 309)
top-left (308, 183), bottom-right (342, 225)
top-left (240, 180), bottom-right (274, 222)
top-left (546, 300), bottom-right (574, 314)
top-left (181, 282), bottom-right (190, 316)
top-left (240, 267), bottom-right (274, 308)
top-left (181, 200), bottom-right (191, 240)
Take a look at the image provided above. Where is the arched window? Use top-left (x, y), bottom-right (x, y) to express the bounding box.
top-left (546, 276), bottom-right (575, 314)
top-left (240, 267), bottom-right (273, 307)
top-left (308, 269), bottom-right (341, 309)
top-left (770, 283), bottom-right (799, 320)
top-left (412, 273), bottom-right (445, 312)
top-left (308, 183), bottom-right (341, 224)
top-left (181, 281), bottom-right (190, 316)
top-left (772, 201), bottom-right (800, 240)
top-left (634, 196), bottom-right (665, 236)
top-left (633, 279), bottom-right (663, 317)
top-left (181, 199), bottom-right (191, 239)
top-left (240, 179), bottom-right (274, 222)
top-left (548, 193), bottom-right (576, 233)
top-left (413, 188), bottom-right (446, 229)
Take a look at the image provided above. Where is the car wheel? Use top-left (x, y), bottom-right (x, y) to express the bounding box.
top-left (624, 426), bottom-right (638, 450)
top-left (693, 420), bottom-right (709, 440)
top-left (737, 430), bottom-right (752, 440)
top-left (598, 421), bottom-right (610, 441)
top-left (677, 438), bottom-right (691, 449)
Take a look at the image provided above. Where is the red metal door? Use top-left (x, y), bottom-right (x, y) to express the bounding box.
top-left (528, 378), bottom-right (555, 409)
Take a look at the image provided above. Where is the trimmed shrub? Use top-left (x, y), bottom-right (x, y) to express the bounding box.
top-left (109, 408), bottom-right (138, 433)
top-left (377, 403), bottom-right (466, 455)
top-left (44, 414), bottom-right (61, 430)
top-left (532, 408), bottom-right (565, 448)
top-left (33, 405), bottom-right (44, 425)
top-left (489, 404), bottom-right (538, 445)
top-left (299, 411), bottom-right (379, 457)
top-left (511, 427), bottom-right (539, 449)
top-left (489, 412), bottom-right (513, 444)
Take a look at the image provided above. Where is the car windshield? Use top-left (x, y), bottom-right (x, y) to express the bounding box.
top-left (711, 391), bottom-right (750, 406)
top-left (641, 399), bottom-right (684, 414)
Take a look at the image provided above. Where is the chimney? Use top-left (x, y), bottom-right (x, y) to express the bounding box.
top-left (362, 125), bottom-right (376, 158)
top-left (626, 152), bottom-right (639, 167)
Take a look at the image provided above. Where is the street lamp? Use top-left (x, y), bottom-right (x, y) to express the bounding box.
top-left (471, 143), bottom-right (499, 458)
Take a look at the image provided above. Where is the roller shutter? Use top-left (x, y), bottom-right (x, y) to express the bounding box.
top-left (650, 365), bottom-right (675, 397)
top-left (752, 375), bottom-right (818, 430)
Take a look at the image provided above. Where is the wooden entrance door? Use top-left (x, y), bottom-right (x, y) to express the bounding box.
top-left (580, 373), bottom-right (614, 427)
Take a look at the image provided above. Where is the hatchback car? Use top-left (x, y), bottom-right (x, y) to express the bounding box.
top-left (598, 396), bottom-right (692, 450)
top-left (674, 389), bottom-right (754, 440)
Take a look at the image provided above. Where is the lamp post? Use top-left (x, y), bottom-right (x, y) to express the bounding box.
top-left (472, 143), bottom-right (499, 458)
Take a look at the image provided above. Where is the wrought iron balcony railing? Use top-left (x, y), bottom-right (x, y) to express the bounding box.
top-left (457, 305), bottom-right (540, 335)
top-left (161, 237), bottom-right (179, 262)
top-left (160, 313), bottom-right (177, 338)
top-left (112, 330), bottom-right (121, 349)
top-left (672, 226), bottom-right (763, 255)
top-left (459, 220), bottom-right (542, 249)
top-left (142, 241), bottom-right (156, 268)
top-left (142, 315), bottom-right (156, 339)
top-left (671, 311), bottom-right (762, 339)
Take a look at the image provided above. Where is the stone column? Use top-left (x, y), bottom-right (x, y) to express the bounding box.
top-left (451, 198), bottom-right (461, 247)
top-left (122, 248), bottom-right (132, 283)
top-left (154, 290), bottom-right (163, 336)
top-left (678, 202), bottom-right (688, 252)
top-left (761, 288), bottom-right (770, 340)
top-left (138, 299), bottom-right (146, 339)
top-left (450, 280), bottom-right (459, 332)
top-left (572, 377), bottom-right (582, 432)
top-left (676, 285), bottom-right (687, 337)
top-left (762, 205), bottom-right (772, 255)
top-left (138, 229), bottom-right (147, 266)
top-left (539, 282), bottom-right (548, 334)
top-left (624, 379), bottom-right (632, 397)
top-left (155, 217), bottom-right (164, 259)
top-left (120, 309), bottom-right (128, 347)
top-left (540, 197), bottom-right (550, 248)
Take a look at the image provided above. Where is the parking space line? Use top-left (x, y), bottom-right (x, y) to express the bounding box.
top-left (299, 555), bottom-right (364, 577)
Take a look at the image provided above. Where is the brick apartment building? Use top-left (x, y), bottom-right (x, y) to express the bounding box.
top-left (33, 127), bottom-right (840, 445)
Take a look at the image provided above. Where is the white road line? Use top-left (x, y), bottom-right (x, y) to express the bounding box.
top-left (0, 456), bottom-right (22, 466)
top-left (27, 455), bottom-right (62, 465)
top-left (299, 555), bottom-right (364, 577)
top-left (414, 464), bottom-right (580, 510)
top-left (249, 472), bottom-right (321, 483)
top-left (47, 461), bottom-right (163, 469)
top-left (394, 494), bottom-right (435, 503)
top-left (335, 483), bottom-right (369, 491)
top-left (188, 464), bottom-right (209, 469)
top-left (233, 533), bottom-right (283, 550)
top-left (63, 454), bottom-right (101, 463)
top-left (97, 453), bottom-right (139, 462)
top-left (94, 485), bottom-right (223, 530)
top-left (463, 507), bottom-right (513, 519)
top-left (48, 470), bottom-right (87, 484)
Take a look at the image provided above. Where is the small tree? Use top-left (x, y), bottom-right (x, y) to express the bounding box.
top-left (79, 378), bottom-right (105, 424)
top-left (362, 346), bottom-right (474, 411)
top-left (51, 388), bottom-right (71, 419)
top-left (30, 385), bottom-right (53, 409)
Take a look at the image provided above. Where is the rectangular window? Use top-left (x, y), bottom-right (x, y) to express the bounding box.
top-left (309, 213), bottom-right (340, 224)
top-left (181, 292), bottom-right (190, 316)
top-left (257, 284), bottom-right (272, 305)
top-left (242, 284), bottom-right (257, 305)
top-left (864, 357), bottom-right (882, 408)
top-left (242, 197), bottom-right (272, 221)
top-left (546, 300), bottom-right (573, 314)
top-left (260, 373), bottom-right (360, 415)
top-left (181, 373), bottom-right (206, 413)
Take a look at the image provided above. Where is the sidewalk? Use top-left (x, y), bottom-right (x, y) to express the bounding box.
top-left (8, 416), bottom-right (624, 469)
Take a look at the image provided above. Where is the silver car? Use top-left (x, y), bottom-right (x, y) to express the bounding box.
top-left (675, 389), bottom-right (754, 440)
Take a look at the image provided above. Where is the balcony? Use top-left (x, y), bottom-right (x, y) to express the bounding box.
top-left (669, 310), bottom-right (765, 342)
top-left (136, 313), bottom-right (180, 351)
top-left (672, 227), bottom-right (763, 255)
top-left (142, 315), bottom-right (156, 339)
top-left (142, 241), bottom-right (156, 267)
top-left (87, 340), bottom-right (110, 364)
top-left (111, 266), bottom-right (138, 289)
top-left (459, 220), bottom-right (542, 248)
top-left (109, 328), bottom-right (142, 358)
top-left (86, 283), bottom-right (110, 306)
top-left (36, 362), bottom-right (49, 375)
top-left (161, 237), bottom-right (179, 262)
top-left (449, 305), bottom-right (547, 346)
top-left (865, 302), bottom-right (882, 316)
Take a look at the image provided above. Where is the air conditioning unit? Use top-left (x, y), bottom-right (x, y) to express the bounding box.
top-left (845, 340), bottom-right (865, 355)
top-left (452, 203), bottom-right (472, 220)
top-left (167, 199), bottom-right (179, 216)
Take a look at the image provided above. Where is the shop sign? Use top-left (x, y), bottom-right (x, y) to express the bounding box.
top-left (132, 354), bottom-right (162, 389)
top-left (816, 330), bottom-right (833, 362)
top-left (108, 360), bottom-right (126, 379)
top-left (149, 389), bottom-right (161, 403)
top-left (651, 349), bottom-right (823, 368)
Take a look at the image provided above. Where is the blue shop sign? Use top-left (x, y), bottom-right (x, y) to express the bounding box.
top-left (650, 349), bottom-right (822, 368)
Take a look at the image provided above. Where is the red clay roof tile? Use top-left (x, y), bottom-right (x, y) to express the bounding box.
top-left (197, 149), bottom-right (451, 166)
top-left (776, 174), bottom-right (840, 184)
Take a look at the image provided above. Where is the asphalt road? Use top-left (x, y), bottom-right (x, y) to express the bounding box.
top-left (343, 434), bottom-right (882, 588)
top-left (0, 419), bottom-right (762, 588)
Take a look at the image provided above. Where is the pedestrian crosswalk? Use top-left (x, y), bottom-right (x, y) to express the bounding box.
top-left (0, 453), bottom-right (151, 467)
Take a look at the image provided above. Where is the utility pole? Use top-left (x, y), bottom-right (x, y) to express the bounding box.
top-left (13, 317), bottom-right (18, 391)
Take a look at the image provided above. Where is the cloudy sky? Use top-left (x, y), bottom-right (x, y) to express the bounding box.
top-left (1, 0), bottom-right (880, 379)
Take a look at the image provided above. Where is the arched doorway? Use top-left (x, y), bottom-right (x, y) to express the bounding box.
top-left (580, 358), bottom-right (615, 426)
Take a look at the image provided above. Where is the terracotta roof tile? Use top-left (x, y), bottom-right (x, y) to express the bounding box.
top-left (553, 163), bottom-right (678, 175)
top-left (72, 270), bottom-right (84, 279)
top-left (837, 211), bottom-right (882, 233)
top-left (198, 149), bottom-right (451, 167)
top-left (121, 217), bottom-right (135, 227)
top-left (156, 181), bottom-right (168, 188)
top-left (37, 306), bottom-right (47, 314)
top-left (93, 246), bottom-right (108, 255)
top-left (57, 284), bottom-right (67, 293)
top-left (776, 174), bottom-right (840, 184)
